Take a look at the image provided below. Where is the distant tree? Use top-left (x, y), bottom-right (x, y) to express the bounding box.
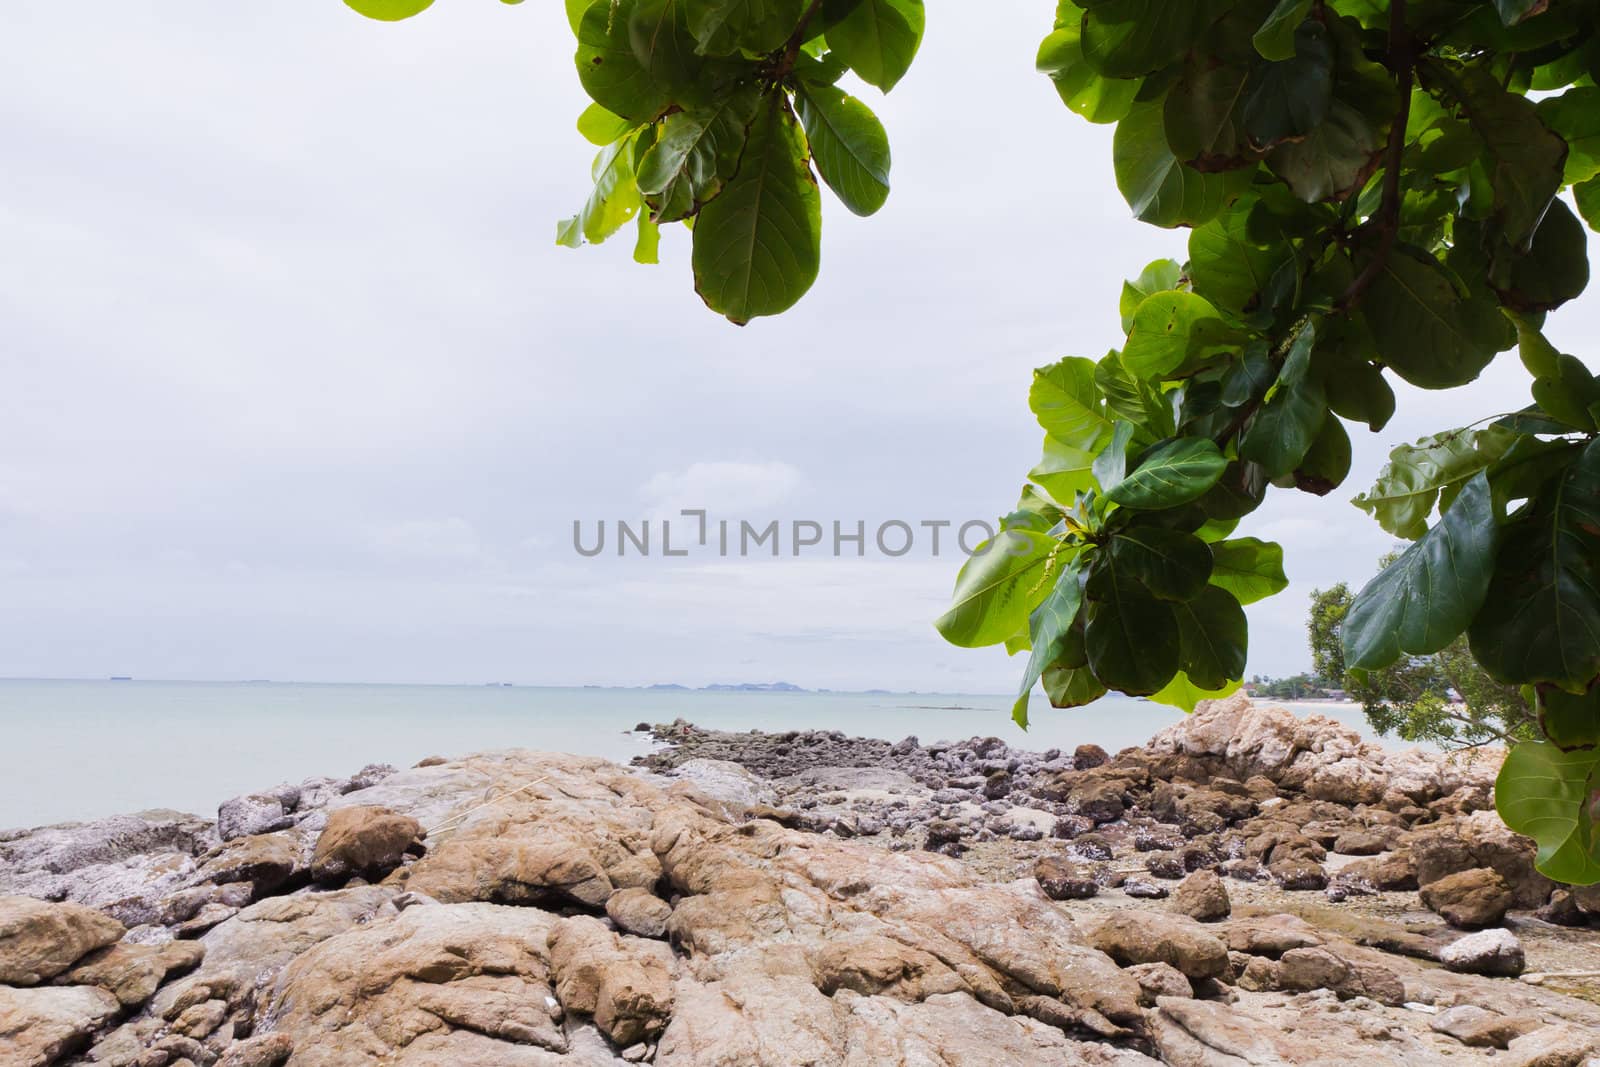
top-left (1309, 578), bottom-right (1532, 749)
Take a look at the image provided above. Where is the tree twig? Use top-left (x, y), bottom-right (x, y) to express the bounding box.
top-left (1337, 0), bottom-right (1415, 311)
top-left (775, 0), bottom-right (827, 82)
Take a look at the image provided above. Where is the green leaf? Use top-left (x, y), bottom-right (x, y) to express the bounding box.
top-left (1344, 472), bottom-right (1497, 671)
top-left (1102, 526), bottom-right (1212, 601)
top-left (1531, 352), bottom-right (1600, 432)
top-left (1492, 0), bottom-right (1549, 26)
top-left (1173, 585), bottom-right (1248, 689)
top-left (1252, 0), bottom-right (1313, 61)
top-left (691, 96), bottom-right (822, 324)
top-left (1207, 537), bottom-right (1287, 605)
top-left (636, 86), bottom-right (760, 222)
top-left (1081, 0), bottom-right (1231, 78)
top-left (1239, 375), bottom-right (1326, 479)
top-left (1188, 209), bottom-right (1293, 317)
top-left (1042, 663), bottom-right (1109, 708)
top-left (1359, 246), bottom-right (1511, 389)
top-left (1085, 560), bottom-right (1182, 695)
top-left (1535, 87), bottom-right (1600, 185)
top-left (566, 0), bottom-right (590, 35)
top-left (936, 530), bottom-right (1058, 648)
top-left (1243, 21), bottom-right (1333, 148)
top-left (577, 103), bottom-right (637, 147)
top-left (823, 0), bottom-right (924, 92)
top-left (1578, 176), bottom-right (1600, 233)
top-left (1537, 683), bottom-right (1600, 752)
top-left (576, 0), bottom-right (673, 123)
top-left (1489, 197), bottom-right (1591, 313)
top-left (633, 213), bottom-right (661, 264)
top-left (1030, 357), bottom-right (1114, 448)
top-left (1293, 412), bottom-right (1351, 496)
top-left (1093, 420), bottom-right (1137, 493)
top-left (1352, 427), bottom-right (1515, 540)
top-left (344, 0), bottom-right (434, 20)
top-left (1164, 57), bottom-right (1252, 169)
top-left (1032, 434), bottom-right (1100, 502)
top-left (1198, 460), bottom-right (1267, 521)
top-left (1121, 290), bottom-right (1230, 380)
top-left (796, 82), bottom-right (892, 217)
top-left (1119, 260), bottom-right (1183, 333)
top-left (1470, 441), bottom-right (1600, 688)
top-left (1097, 351), bottom-right (1174, 435)
top-left (1036, 9), bottom-right (1140, 125)
top-left (556, 135), bottom-right (643, 248)
top-left (1495, 742), bottom-right (1600, 885)
top-left (1455, 66), bottom-right (1568, 249)
top-left (628, 0), bottom-right (701, 94)
top-left (1267, 98), bottom-right (1383, 202)
top-left (1013, 566), bottom-right (1086, 726)
top-left (1114, 101), bottom-right (1242, 229)
top-left (687, 0), bottom-right (804, 55)
top-left (1148, 672), bottom-right (1241, 713)
top-left (1107, 437), bottom-right (1228, 510)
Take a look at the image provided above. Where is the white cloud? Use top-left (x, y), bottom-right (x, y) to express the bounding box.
top-left (639, 461), bottom-right (804, 518)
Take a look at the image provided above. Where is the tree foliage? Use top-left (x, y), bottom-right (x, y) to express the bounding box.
top-left (344, 0), bottom-right (1600, 881)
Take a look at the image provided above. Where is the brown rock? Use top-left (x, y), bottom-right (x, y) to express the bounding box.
top-left (1505, 1024), bottom-right (1600, 1067)
top-left (309, 806), bottom-right (422, 883)
top-left (1123, 962), bottom-right (1191, 1006)
top-left (811, 934), bottom-right (966, 1001)
top-left (1034, 856), bottom-right (1098, 901)
top-left (605, 887), bottom-right (673, 939)
top-left (58, 940), bottom-right (204, 1008)
top-left (1072, 744), bottom-right (1109, 770)
top-left (1420, 867), bottom-right (1513, 928)
top-left (1331, 829), bottom-right (1389, 855)
top-left (0, 895), bottom-right (125, 986)
top-left (1277, 945), bottom-right (1405, 1006)
top-left (1430, 1005), bottom-right (1540, 1050)
top-left (215, 1032), bottom-right (294, 1067)
top-left (400, 837), bottom-right (613, 907)
top-left (1268, 858), bottom-right (1327, 891)
top-left (548, 915), bottom-right (674, 1047)
top-left (1338, 849), bottom-right (1417, 891)
top-left (1171, 870), bottom-right (1229, 922)
top-left (1065, 780), bottom-right (1126, 824)
top-left (199, 832), bottom-right (305, 897)
top-left (1222, 913), bottom-right (1322, 957)
top-left (0, 984), bottom-right (121, 1067)
top-left (1085, 913), bottom-right (1228, 979)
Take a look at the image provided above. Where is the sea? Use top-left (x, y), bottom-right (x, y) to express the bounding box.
top-left (0, 679), bottom-right (1383, 830)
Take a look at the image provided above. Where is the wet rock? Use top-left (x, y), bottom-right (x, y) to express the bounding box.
top-left (1085, 912), bottom-right (1228, 979)
top-left (308, 806), bottom-right (422, 884)
top-left (1430, 1004), bottom-right (1540, 1049)
top-left (0, 895), bottom-right (125, 985)
top-left (1439, 927), bottom-right (1525, 977)
top-left (1420, 867), bottom-right (1513, 929)
top-left (1172, 870), bottom-right (1230, 922)
top-left (0, 984), bottom-right (120, 1066)
top-left (1033, 856), bottom-right (1097, 901)
top-left (216, 794), bottom-right (290, 842)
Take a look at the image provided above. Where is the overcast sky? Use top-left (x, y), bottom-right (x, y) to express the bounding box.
top-left (2, 1), bottom-right (1596, 693)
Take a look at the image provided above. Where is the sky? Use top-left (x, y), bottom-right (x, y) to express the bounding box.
top-left (2, 1), bottom-right (1597, 694)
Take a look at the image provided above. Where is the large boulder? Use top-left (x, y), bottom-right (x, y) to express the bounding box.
top-left (1277, 946), bottom-right (1405, 1006)
top-left (548, 915), bottom-right (675, 1047)
top-left (309, 805), bottom-right (422, 883)
top-left (0, 984), bottom-right (120, 1066)
top-left (0, 896), bottom-right (124, 986)
top-left (1084, 913), bottom-right (1228, 979)
top-left (1171, 870), bottom-right (1229, 922)
top-left (1420, 867), bottom-right (1513, 929)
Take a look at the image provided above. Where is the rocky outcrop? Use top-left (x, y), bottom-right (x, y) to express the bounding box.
top-left (0, 897), bottom-right (125, 986)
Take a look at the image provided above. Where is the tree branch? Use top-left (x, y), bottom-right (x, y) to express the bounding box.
top-left (1337, 0), bottom-right (1414, 311)
top-left (775, 0), bottom-right (827, 82)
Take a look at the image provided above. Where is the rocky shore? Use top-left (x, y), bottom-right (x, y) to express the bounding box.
top-left (2, 694), bottom-right (1598, 1066)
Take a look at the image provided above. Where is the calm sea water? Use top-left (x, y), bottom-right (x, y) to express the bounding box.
top-left (0, 680), bottom-right (1382, 829)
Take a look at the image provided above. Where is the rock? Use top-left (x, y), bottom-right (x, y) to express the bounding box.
top-left (56, 939), bottom-right (204, 1007)
top-left (1073, 744), bottom-right (1109, 770)
top-left (216, 794), bottom-right (290, 842)
top-left (1222, 914), bottom-right (1322, 957)
top-left (1172, 870), bottom-right (1229, 922)
top-left (1033, 856), bottom-right (1097, 901)
top-left (1413, 813), bottom-right (1552, 909)
top-left (1439, 927), bottom-right (1525, 977)
top-left (1235, 955), bottom-right (1278, 992)
top-left (1123, 878), bottom-right (1169, 900)
top-left (1420, 867), bottom-right (1513, 928)
top-left (548, 915), bottom-right (675, 1047)
top-left (0, 984), bottom-right (120, 1066)
top-left (605, 888), bottom-right (673, 939)
top-left (1268, 858), bottom-right (1327, 891)
top-left (1277, 946), bottom-right (1405, 1006)
top-left (1536, 889), bottom-right (1588, 927)
top-left (1085, 913), bottom-right (1228, 979)
top-left (197, 832), bottom-right (306, 897)
top-left (1430, 1004), bottom-right (1540, 1049)
top-left (1337, 849), bottom-right (1417, 891)
top-left (1124, 962), bottom-right (1191, 1005)
top-left (0, 895), bottom-right (125, 985)
top-left (215, 1032), bottom-right (294, 1066)
top-left (1065, 780), bottom-right (1126, 824)
top-left (400, 837), bottom-right (615, 908)
top-left (1331, 829), bottom-right (1388, 855)
top-left (1505, 1024), bottom-right (1600, 1067)
top-left (308, 806), bottom-right (422, 883)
